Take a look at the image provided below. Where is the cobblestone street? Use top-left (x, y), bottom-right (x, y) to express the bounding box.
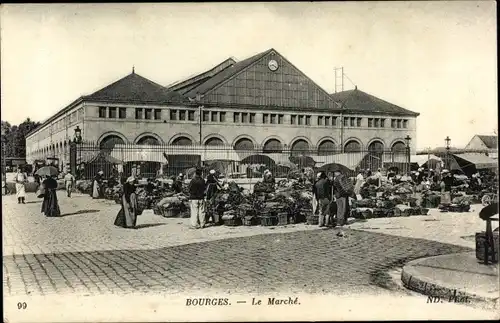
top-left (3, 191), bottom-right (481, 298)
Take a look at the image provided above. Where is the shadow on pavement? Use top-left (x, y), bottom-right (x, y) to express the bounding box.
top-left (61, 209), bottom-right (100, 217)
top-left (25, 200), bottom-right (42, 204)
top-left (135, 223), bottom-right (167, 229)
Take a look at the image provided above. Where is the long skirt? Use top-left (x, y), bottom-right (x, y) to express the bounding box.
top-left (336, 196), bottom-right (350, 226)
top-left (114, 193), bottom-right (138, 228)
top-left (41, 190), bottom-right (61, 217)
top-left (16, 183), bottom-right (26, 198)
top-left (92, 181), bottom-right (100, 199)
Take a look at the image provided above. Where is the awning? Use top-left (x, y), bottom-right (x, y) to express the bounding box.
top-left (202, 149), bottom-right (240, 162)
top-left (313, 153), bottom-right (368, 170)
top-left (79, 151), bottom-right (123, 164)
top-left (410, 154), bottom-right (442, 166)
top-left (452, 153), bottom-right (497, 169)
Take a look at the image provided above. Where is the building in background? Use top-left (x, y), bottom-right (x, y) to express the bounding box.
top-left (465, 135), bottom-right (498, 159)
top-left (25, 48), bottom-right (419, 167)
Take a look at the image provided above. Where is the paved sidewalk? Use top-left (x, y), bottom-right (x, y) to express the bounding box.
top-left (402, 252), bottom-right (499, 307)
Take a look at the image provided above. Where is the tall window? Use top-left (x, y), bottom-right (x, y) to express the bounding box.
top-left (271, 114), bottom-right (277, 124)
top-left (220, 112), bottom-right (226, 122)
top-left (298, 115), bottom-right (304, 125)
top-left (325, 116), bottom-right (331, 126)
top-left (380, 119), bottom-right (385, 127)
top-left (154, 109), bottom-right (161, 120)
top-left (263, 113), bottom-right (269, 124)
top-left (119, 108), bottom-right (127, 119)
top-left (99, 107), bottom-right (107, 118)
top-left (343, 117), bottom-right (348, 127)
top-left (278, 114), bottom-right (284, 124)
top-left (332, 117), bottom-right (337, 126)
top-left (242, 113), bottom-right (248, 123)
top-left (108, 107), bottom-right (117, 118)
top-left (145, 108), bottom-right (152, 120)
top-left (203, 111), bottom-right (210, 122)
top-left (403, 120), bottom-right (408, 128)
top-left (368, 118), bottom-right (373, 127)
top-left (350, 117), bottom-right (355, 127)
top-left (291, 115), bottom-right (297, 125)
top-left (305, 116), bottom-right (311, 126)
top-left (169, 110), bottom-right (177, 121)
top-left (374, 118), bottom-right (379, 127)
top-left (188, 110), bottom-right (195, 121)
top-left (179, 110), bottom-right (186, 120)
top-left (391, 119), bottom-right (396, 128)
top-left (211, 111), bottom-right (218, 122)
top-left (318, 116), bottom-right (324, 126)
top-left (357, 118), bottom-right (362, 127)
top-left (135, 108), bottom-right (143, 120)
top-left (250, 113), bottom-right (256, 123)
top-left (397, 119), bottom-right (402, 128)
top-left (233, 112), bottom-right (240, 123)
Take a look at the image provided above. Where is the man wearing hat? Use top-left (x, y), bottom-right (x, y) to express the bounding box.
top-left (205, 169), bottom-right (222, 224)
top-left (440, 169), bottom-right (453, 204)
top-left (64, 170), bottom-right (76, 197)
top-left (332, 166), bottom-right (354, 228)
top-left (188, 168), bottom-right (206, 229)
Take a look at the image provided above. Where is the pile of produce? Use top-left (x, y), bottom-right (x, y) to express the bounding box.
top-left (75, 180), bottom-right (93, 194)
top-left (154, 192), bottom-right (189, 217)
top-left (438, 195), bottom-right (471, 213)
top-left (253, 181), bottom-right (276, 194)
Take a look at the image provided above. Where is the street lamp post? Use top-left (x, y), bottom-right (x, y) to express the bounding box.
top-left (405, 135), bottom-right (411, 174)
top-left (70, 126), bottom-right (82, 178)
top-left (445, 136), bottom-right (451, 170)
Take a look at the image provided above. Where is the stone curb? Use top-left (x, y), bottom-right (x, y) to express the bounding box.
top-left (401, 256), bottom-right (499, 309)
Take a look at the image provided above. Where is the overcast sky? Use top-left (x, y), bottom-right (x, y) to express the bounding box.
top-left (1, 2), bottom-right (496, 149)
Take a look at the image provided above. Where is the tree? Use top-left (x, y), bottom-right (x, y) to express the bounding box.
top-left (0, 118), bottom-right (41, 158)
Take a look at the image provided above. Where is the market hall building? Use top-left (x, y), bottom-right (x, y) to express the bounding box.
top-left (25, 48), bottom-right (419, 168)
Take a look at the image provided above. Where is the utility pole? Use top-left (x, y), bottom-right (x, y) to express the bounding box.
top-left (334, 67), bottom-right (344, 93)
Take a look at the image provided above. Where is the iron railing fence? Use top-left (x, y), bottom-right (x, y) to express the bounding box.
top-left (72, 141), bottom-right (412, 181)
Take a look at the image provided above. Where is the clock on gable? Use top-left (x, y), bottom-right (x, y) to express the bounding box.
top-left (268, 59), bottom-right (279, 71)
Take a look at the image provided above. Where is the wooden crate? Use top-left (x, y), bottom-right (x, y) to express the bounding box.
top-left (475, 231), bottom-right (499, 263)
top-left (261, 216), bottom-right (278, 226)
top-left (306, 215), bottom-right (319, 225)
top-left (277, 212), bottom-right (288, 226)
top-left (224, 218), bottom-right (242, 226)
top-left (243, 216), bottom-right (258, 226)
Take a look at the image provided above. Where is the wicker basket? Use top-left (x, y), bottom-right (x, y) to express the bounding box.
top-left (261, 216), bottom-right (278, 226)
top-left (277, 212), bottom-right (288, 226)
top-left (306, 215), bottom-right (319, 225)
top-left (420, 208), bottom-right (429, 215)
top-left (224, 218), bottom-right (242, 226)
top-left (162, 208), bottom-right (181, 218)
top-left (393, 208), bottom-right (401, 217)
top-left (243, 216), bottom-right (258, 226)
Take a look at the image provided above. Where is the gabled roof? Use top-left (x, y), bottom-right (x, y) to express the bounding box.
top-left (168, 58), bottom-right (237, 93)
top-left (330, 88), bottom-right (419, 117)
top-left (182, 49), bottom-right (273, 99)
top-left (84, 72), bottom-right (187, 104)
top-left (476, 135), bottom-right (498, 149)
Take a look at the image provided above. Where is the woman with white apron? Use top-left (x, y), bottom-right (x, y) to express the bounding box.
top-left (15, 168), bottom-right (27, 204)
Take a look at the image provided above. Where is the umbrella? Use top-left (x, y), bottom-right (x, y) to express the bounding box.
top-left (35, 165), bottom-right (59, 177)
top-left (317, 163), bottom-right (351, 174)
top-left (240, 154), bottom-right (276, 166)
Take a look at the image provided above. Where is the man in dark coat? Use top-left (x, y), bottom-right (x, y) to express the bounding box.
top-left (188, 169), bottom-right (206, 229)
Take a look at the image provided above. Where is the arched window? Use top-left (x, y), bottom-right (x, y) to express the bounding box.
top-left (368, 141), bottom-right (384, 153)
top-left (291, 139), bottom-right (310, 156)
top-left (392, 141), bottom-right (406, 154)
top-left (99, 135), bottom-right (125, 150)
top-left (205, 137), bottom-right (224, 146)
top-left (233, 138), bottom-right (254, 151)
top-left (318, 140), bottom-right (336, 156)
top-left (137, 136), bottom-right (160, 145)
top-left (344, 140), bottom-right (361, 153)
top-left (171, 137), bottom-right (193, 146)
top-left (263, 139), bottom-right (283, 153)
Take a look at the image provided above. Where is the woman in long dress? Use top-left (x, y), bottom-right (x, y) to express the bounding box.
top-left (114, 177), bottom-right (138, 229)
top-left (41, 175), bottom-right (61, 217)
top-left (354, 170), bottom-right (364, 197)
top-left (15, 168), bottom-right (28, 204)
top-left (91, 171), bottom-right (104, 199)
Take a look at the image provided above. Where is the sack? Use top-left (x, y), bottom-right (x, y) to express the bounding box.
top-left (36, 184), bottom-right (46, 198)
